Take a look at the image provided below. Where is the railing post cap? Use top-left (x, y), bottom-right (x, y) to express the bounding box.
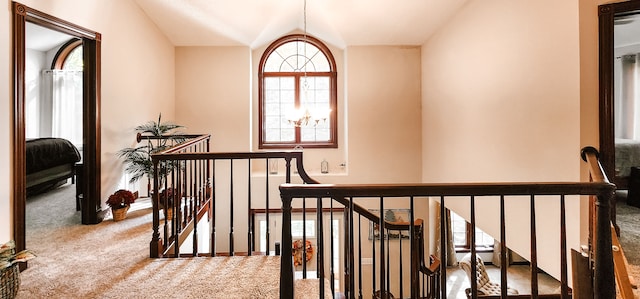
top-left (581, 146), bottom-right (600, 162)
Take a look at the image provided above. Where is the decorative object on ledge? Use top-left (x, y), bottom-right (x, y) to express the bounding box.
top-left (0, 240), bottom-right (36, 299)
top-left (106, 189), bottom-right (138, 221)
top-left (321, 159), bottom-right (328, 173)
top-left (269, 159), bottom-right (278, 174)
top-left (292, 239), bottom-right (313, 266)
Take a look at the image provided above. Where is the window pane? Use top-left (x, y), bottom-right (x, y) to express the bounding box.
top-left (475, 228), bottom-right (494, 247)
top-left (300, 76), bottom-right (331, 142)
top-left (291, 220), bottom-right (315, 237)
top-left (451, 213), bottom-right (467, 246)
top-left (63, 46), bottom-right (83, 71)
top-left (264, 77), bottom-right (295, 143)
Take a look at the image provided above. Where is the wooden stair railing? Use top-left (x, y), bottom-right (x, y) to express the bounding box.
top-left (279, 146), bottom-right (616, 299)
top-left (149, 145), bottom-right (320, 258)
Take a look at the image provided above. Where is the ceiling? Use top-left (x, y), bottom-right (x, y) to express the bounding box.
top-left (133, 0), bottom-right (469, 48)
top-left (27, 1), bottom-right (640, 54)
top-left (26, 22), bottom-right (74, 52)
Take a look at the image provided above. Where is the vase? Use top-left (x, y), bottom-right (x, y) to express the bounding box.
top-left (112, 205), bottom-right (130, 221)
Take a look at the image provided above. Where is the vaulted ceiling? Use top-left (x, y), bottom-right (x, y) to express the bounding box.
top-left (133, 0), bottom-right (469, 49)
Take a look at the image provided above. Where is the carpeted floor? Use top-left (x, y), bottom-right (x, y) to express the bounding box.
top-left (18, 183), bottom-right (326, 299)
top-left (15, 183), bottom-right (640, 298)
top-left (614, 198), bottom-right (640, 298)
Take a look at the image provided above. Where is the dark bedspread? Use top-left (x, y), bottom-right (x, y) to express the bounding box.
top-left (26, 138), bottom-right (81, 174)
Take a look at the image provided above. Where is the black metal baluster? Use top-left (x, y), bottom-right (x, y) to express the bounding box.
top-left (211, 159), bottom-right (216, 256)
top-left (470, 196), bottom-right (477, 298)
top-left (560, 195), bottom-right (568, 299)
top-left (229, 159), bottom-right (234, 256)
top-left (439, 196), bottom-right (446, 299)
top-left (248, 159), bottom-right (252, 256)
top-left (266, 159), bottom-right (270, 255)
top-left (530, 195), bottom-right (539, 297)
top-left (317, 196), bottom-right (324, 297)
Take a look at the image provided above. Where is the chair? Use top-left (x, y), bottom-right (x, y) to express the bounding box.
top-left (459, 253), bottom-right (519, 297)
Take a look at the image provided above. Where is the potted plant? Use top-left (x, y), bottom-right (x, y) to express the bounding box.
top-left (159, 187), bottom-right (179, 219)
top-left (1, 240), bottom-right (36, 298)
top-left (117, 113), bottom-right (186, 194)
top-left (106, 189), bottom-right (138, 221)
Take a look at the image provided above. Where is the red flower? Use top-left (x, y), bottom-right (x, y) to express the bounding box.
top-left (106, 189), bottom-right (138, 209)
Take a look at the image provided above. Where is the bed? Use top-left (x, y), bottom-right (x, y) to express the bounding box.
top-left (26, 137), bottom-right (81, 194)
top-left (614, 138), bottom-right (640, 190)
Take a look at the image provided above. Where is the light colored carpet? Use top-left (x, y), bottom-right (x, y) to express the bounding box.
top-left (17, 183), bottom-right (326, 299)
top-left (615, 200), bottom-right (640, 298)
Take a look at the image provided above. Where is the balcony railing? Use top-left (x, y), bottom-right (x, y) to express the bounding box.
top-left (278, 146), bottom-right (615, 298)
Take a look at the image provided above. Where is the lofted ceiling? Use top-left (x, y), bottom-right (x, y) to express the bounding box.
top-left (133, 0), bottom-right (469, 49)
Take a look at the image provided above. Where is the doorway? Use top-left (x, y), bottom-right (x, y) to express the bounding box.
top-left (12, 2), bottom-right (103, 256)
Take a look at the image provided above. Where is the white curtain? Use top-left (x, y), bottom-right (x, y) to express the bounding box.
top-left (615, 54), bottom-right (640, 140)
top-left (41, 70), bottom-right (83, 146)
top-left (434, 204), bottom-right (458, 267)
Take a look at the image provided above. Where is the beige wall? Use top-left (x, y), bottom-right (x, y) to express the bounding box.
top-left (345, 46), bottom-right (423, 184)
top-left (175, 46), bottom-right (251, 151)
top-left (422, 0), bottom-right (582, 280)
top-left (0, 0), bottom-right (175, 241)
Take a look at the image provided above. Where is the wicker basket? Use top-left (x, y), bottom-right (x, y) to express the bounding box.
top-left (0, 264), bottom-right (20, 299)
top-left (112, 205), bottom-right (130, 221)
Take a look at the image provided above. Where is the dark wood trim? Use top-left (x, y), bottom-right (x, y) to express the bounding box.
top-left (598, 1), bottom-right (640, 189)
top-left (81, 34), bottom-right (103, 224)
top-left (12, 2), bottom-right (27, 267)
top-left (12, 1), bottom-right (103, 260)
top-left (51, 38), bottom-right (82, 69)
top-left (597, 0), bottom-right (640, 236)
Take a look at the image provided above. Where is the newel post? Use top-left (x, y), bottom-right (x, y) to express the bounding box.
top-left (150, 158), bottom-right (161, 258)
top-left (594, 190), bottom-right (615, 299)
top-left (280, 190), bottom-right (294, 299)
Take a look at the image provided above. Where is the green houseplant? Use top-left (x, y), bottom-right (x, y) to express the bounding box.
top-left (117, 113), bottom-right (186, 191)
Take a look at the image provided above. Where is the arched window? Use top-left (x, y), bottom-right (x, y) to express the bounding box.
top-left (259, 34), bottom-right (337, 149)
top-left (52, 39), bottom-right (82, 70)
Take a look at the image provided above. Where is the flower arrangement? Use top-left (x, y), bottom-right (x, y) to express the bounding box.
top-left (292, 239), bottom-right (313, 266)
top-left (0, 240), bottom-right (36, 270)
top-left (106, 189), bottom-right (138, 210)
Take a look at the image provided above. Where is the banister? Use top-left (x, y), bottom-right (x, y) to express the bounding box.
top-left (582, 146), bottom-right (609, 183)
top-left (278, 147), bottom-right (616, 299)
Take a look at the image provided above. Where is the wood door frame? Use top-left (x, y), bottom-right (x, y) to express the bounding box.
top-left (12, 2), bottom-right (103, 256)
top-left (598, 0), bottom-right (640, 188)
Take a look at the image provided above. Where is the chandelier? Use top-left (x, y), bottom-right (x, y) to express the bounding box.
top-left (286, 0), bottom-right (330, 127)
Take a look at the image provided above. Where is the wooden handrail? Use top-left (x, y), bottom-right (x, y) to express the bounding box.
top-left (279, 147), bottom-right (616, 299)
top-left (280, 182), bottom-right (614, 198)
